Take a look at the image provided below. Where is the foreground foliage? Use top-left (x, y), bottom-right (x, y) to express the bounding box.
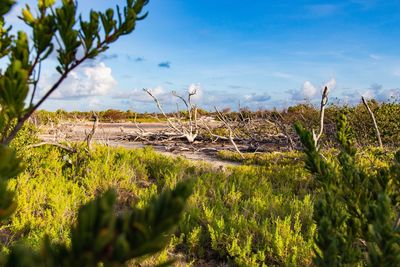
top-left (2, 144), bottom-right (315, 266)
top-left (0, 0), bottom-right (197, 265)
top-left (296, 115), bottom-right (400, 266)
top-left (4, 182), bottom-right (191, 267)
top-left (1, 137), bottom-right (397, 266)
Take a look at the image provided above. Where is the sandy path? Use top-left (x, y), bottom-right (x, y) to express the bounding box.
top-left (40, 122), bottom-right (240, 169)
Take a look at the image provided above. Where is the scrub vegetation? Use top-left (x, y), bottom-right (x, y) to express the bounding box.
top-left (0, 0), bottom-right (399, 266)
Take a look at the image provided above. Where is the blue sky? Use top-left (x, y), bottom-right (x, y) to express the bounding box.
top-left (5, 0), bottom-right (400, 111)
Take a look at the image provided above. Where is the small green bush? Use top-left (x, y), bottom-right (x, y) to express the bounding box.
top-left (296, 115), bottom-right (400, 266)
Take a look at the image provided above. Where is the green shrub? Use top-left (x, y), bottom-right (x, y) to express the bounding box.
top-left (296, 115), bottom-right (400, 266)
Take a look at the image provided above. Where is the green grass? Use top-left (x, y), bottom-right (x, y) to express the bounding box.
top-left (2, 143), bottom-right (396, 266)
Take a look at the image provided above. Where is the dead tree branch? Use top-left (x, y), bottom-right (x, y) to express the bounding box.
top-left (143, 88), bottom-right (182, 133)
top-left (215, 107), bottom-right (245, 159)
top-left (144, 88), bottom-right (198, 143)
top-left (312, 86), bottom-right (329, 149)
top-left (361, 96), bottom-right (383, 148)
top-left (85, 112), bottom-right (99, 151)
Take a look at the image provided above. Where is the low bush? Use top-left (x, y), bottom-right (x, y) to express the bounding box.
top-left (1, 135), bottom-right (399, 266)
top-left (296, 115), bottom-right (400, 266)
top-left (0, 143), bottom-right (315, 266)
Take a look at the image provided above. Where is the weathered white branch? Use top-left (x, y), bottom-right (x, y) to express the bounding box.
top-left (145, 88), bottom-right (198, 143)
top-left (361, 96), bottom-right (383, 148)
top-left (215, 107), bottom-right (245, 159)
top-left (312, 86), bottom-right (329, 149)
top-left (144, 88), bottom-right (183, 134)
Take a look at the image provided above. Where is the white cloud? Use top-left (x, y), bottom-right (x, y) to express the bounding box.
top-left (115, 84), bottom-right (205, 106)
top-left (323, 78), bottom-right (337, 93)
top-left (302, 81), bottom-right (318, 98)
top-left (146, 86), bottom-right (167, 99)
top-left (287, 78), bottom-right (336, 102)
top-left (188, 83), bottom-right (203, 101)
top-left (39, 62), bottom-right (117, 99)
top-left (287, 81), bottom-right (317, 101)
top-left (115, 83), bottom-right (274, 112)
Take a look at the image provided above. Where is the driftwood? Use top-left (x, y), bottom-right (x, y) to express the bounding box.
top-left (102, 87), bottom-right (295, 154)
top-left (143, 88), bottom-right (198, 143)
top-left (361, 96), bottom-right (383, 148)
top-left (116, 108), bottom-right (293, 154)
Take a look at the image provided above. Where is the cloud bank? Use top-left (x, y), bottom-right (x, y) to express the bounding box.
top-left (114, 83), bottom-right (273, 112)
top-left (39, 62), bottom-right (117, 99)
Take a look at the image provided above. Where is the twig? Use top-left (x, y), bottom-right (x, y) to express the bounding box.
top-left (144, 88), bottom-right (182, 134)
top-left (361, 96), bottom-right (383, 148)
top-left (200, 120), bottom-right (229, 143)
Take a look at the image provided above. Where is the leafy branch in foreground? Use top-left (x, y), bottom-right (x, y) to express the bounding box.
top-left (295, 115), bottom-right (400, 266)
top-left (4, 181), bottom-right (193, 267)
top-left (0, 0), bottom-right (194, 265)
top-left (1, 0), bottom-right (149, 145)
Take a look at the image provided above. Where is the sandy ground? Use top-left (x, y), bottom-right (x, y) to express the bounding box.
top-left (39, 122), bottom-right (241, 168)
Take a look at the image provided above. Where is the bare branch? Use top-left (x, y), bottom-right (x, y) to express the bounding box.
top-left (145, 88), bottom-right (198, 143)
top-left (200, 120), bottom-right (229, 142)
top-left (172, 91), bottom-right (189, 109)
top-left (362, 96), bottom-right (383, 148)
top-left (85, 112), bottom-right (99, 151)
top-left (144, 88), bottom-right (183, 134)
top-left (28, 141), bottom-right (76, 153)
top-left (133, 113), bottom-right (146, 134)
top-left (312, 86), bottom-right (329, 149)
top-left (215, 107), bottom-right (244, 159)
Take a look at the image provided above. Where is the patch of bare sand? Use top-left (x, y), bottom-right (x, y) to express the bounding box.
top-left (39, 122), bottom-right (240, 169)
